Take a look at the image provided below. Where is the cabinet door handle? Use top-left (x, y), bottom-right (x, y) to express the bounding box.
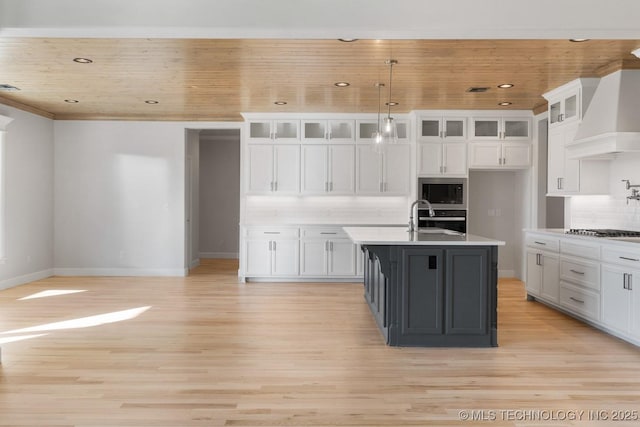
top-left (623, 273), bottom-right (628, 290)
top-left (330, 241), bottom-right (334, 251)
top-left (439, 130), bottom-right (443, 138)
top-left (274, 181), bottom-right (278, 191)
top-left (270, 181), bottom-right (274, 191)
top-left (629, 274), bottom-right (633, 290)
top-left (570, 269), bottom-right (585, 275)
top-left (330, 182), bottom-right (333, 191)
top-left (443, 131), bottom-right (447, 138)
top-left (569, 296), bottom-right (585, 304)
top-left (273, 132), bottom-right (278, 139)
top-left (536, 253), bottom-right (541, 266)
top-left (325, 241), bottom-right (329, 251)
top-left (559, 113), bottom-right (564, 122)
top-left (272, 241), bottom-right (276, 251)
top-left (620, 256), bottom-right (640, 262)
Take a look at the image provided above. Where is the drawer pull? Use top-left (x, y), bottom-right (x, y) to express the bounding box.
top-left (534, 241), bottom-right (547, 245)
top-left (320, 232), bottom-right (337, 235)
top-left (569, 296), bottom-right (585, 304)
top-left (263, 232), bottom-right (281, 235)
top-left (619, 256), bottom-right (640, 262)
top-left (569, 269), bottom-right (585, 275)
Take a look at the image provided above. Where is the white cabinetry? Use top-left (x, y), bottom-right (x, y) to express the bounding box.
top-left (543, 78), bottom-right (608, 196)
top-left (558, 239), bottom-right (601, 321)
top-left (242, 226), bottom-right (362, 281)
top-left (468, 141), bottom-right (531, 169)
top-left (544, 78), bottom-right (599, 129)
top-left (418, 116), bottom-right (466, 141)
top-left (418, 142), bottom-right (467, 176)
top-left (300, 228), bottom-right (356, 277)
top-left (547, 123), bottom-right (580, 194)
top-left (601, 245), bottom-right (640, 339)
top-left (471, 117), bottom-right (530, 140)
top-left (525, 235), bottom-right (560, 303)
top-left (356, 119), bottom-right (410, 143)
top-left (248, 119), bottom-right (300, 142)
top-left (301, 145), bottom-right (355, 194)
top-left (302, 119), bottom-right (354, 143)
top-left (356, 144), bottom-right (410, 195)
top-left (246, 144), bottom-right (300, 194)
top-left (244, 228), bottom-right (299, 277)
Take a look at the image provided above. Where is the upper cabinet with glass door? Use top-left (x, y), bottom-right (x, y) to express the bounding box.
top-left (247, 119), bottom-right (300, 143)
top-left (356, 119), bottom-right (410, 143)
top-left (418, 116), bottom-right (466, 141)
top-left (471, 116), bottom-right (531, 140)
top-left (543, 78), bottom-right (600, 129)
top-left (301, 119), bottom-right (355, 143)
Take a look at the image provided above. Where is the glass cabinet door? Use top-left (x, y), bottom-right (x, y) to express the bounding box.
top-left (421, 119), bottom-right (441, 138)
top-left (503, 119), bottom-right (530, 139)
top-left (249, 121), bottom-right (273, 141)
top-left (444, 118), bottom-right (465, 139)
top-left (549, 101), bottom-right (562, 125)
top-left (473, 118), bottom-right (500, 138)
top-left (564, 94), bottom-right (577, 121)
top-left (302, 121), bottom-right (328, 141)
top-left (274, 120), bottom-right (299, 140)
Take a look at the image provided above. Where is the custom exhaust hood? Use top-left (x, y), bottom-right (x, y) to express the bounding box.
top-left (567, 70), bottom-right (640, 159)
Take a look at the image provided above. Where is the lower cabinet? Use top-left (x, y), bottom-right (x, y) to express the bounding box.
top-left (362, 245), bottom-right (497, 347)
top-left (526, 250), bottom-right (559, 303)
top-left (601, 264), bottom-right (640, 338)
top-left (300, 238), bottom-right (356, 277)
top-left (242, 225), bottom-right (362, 281)
top-left (245, 238), bottom-right (299, 277)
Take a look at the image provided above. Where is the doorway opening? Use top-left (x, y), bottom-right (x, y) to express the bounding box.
top-left (185, 128), bottom-right (241, 273)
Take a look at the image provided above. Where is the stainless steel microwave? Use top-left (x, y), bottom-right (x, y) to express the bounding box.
top-left (418, 178), bottom-right (467, 209)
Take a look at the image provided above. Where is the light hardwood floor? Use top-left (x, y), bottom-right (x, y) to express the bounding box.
top-left (0, 259), bottom-right (639, 426)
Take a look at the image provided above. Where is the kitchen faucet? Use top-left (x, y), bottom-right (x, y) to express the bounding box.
top-left (408, 199), bottom-right (435, 232)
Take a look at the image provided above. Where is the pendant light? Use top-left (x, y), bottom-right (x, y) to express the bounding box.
top-left (372, 82), bottom-right (385, 153)
top-left (380, 59), bottom-right (398, 144)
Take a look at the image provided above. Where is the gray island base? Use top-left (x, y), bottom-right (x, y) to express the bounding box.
top-left (344, 227), bottom-right (505, 347)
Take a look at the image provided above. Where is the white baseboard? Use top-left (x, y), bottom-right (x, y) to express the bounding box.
top-left (189, 259), bottom-right (200, 269)
top-left (498, 269), bottom-right (516, 278)
top-left (199, 252), bottom-right (239, 259)
top-left (53, 268), bottom-right (188, 277)
top-left (0, 269), bottom-right (54, 290)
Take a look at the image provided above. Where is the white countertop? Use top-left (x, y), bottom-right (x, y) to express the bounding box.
top-left (525, 228), bottom-right (640, 248)
top-left (343, 226), bottom-right (505, 246)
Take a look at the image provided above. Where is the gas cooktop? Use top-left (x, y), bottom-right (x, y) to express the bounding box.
top-left (566, 229), bottom-right (640, 237)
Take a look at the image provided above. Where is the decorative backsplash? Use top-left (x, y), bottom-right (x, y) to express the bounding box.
top-left (568, 153), bottom-right (640, 231)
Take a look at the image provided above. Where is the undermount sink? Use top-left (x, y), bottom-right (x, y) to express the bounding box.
top-left (409, 228), bottom-right (462, 236)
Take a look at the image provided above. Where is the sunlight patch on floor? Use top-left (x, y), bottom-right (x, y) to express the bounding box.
top-left (18, 289), bottom-right (87, 300)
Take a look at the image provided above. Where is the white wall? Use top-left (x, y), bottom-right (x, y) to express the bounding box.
top-left (568, 152), bottom-right (640, 230)
top-left (54, 121), bottom-right (188, 276)
top-left (199, 131), bottom-right (241, 259)
top-left (469, 170), bottom-right (529, 278)
top-left (0, 106), bottom-right (54, 290)
top-left (185, 129), bottom-right (200, 268)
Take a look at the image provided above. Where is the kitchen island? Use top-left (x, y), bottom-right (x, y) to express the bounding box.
top-left (344, 227), bottom-right (505, 347)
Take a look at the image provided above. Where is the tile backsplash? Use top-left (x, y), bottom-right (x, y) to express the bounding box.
top-left (568, 152), bottom-right (640, 230)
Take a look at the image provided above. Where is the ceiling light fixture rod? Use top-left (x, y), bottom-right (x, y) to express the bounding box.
top-left (385, 59), bottom-right (397, 120)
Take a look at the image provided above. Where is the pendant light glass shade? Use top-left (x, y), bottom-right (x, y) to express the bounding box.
top-left (383, 59), bottom-right (398, 144)
top-left (372, 82), bottom-right (385, 153)
top-left (380, 116), bottom-right (398, 145)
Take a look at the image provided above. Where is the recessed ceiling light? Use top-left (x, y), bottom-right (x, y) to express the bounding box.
top-left (569, 39), bottom-right (590, 43)
top-left (0, 84), bottom-right (20, 91)
top-left (498, 83), bottom-right (514, 89)
top-left (334, 82), bottom-right (350, 87)
top-left (64, 99), bottom-right (79, 103)
top-left (338, 38), bottom-right (358, 42)
top-left (498, 102), bottom-right (512, 106)
top-left (73, 57), bottom-right (93, 63)
top-left (385, 102), bottom-right (399, 106)
top-left (274, 101), bottom-right (287, 105)
top-left (145, 100), bottom-right (159, 104)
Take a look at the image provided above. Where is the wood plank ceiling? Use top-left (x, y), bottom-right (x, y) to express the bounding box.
top-left (0, 38), bottom-right (639, 121)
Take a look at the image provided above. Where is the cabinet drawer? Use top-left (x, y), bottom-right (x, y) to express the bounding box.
top-left (245, 227), bottom-right (299, 239)
top-left (559, 281), bottom-right (600, 321)
top-left (560, 239), bottom-right (600, 260)
top-left (301, 227), bottom-right (348, 239)
top-left (559, 256), bottom-right (600, 291)
top-left (526, 234), bottom-right (559, 252)
top-left (602, 245), bottom-right (640, 268)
